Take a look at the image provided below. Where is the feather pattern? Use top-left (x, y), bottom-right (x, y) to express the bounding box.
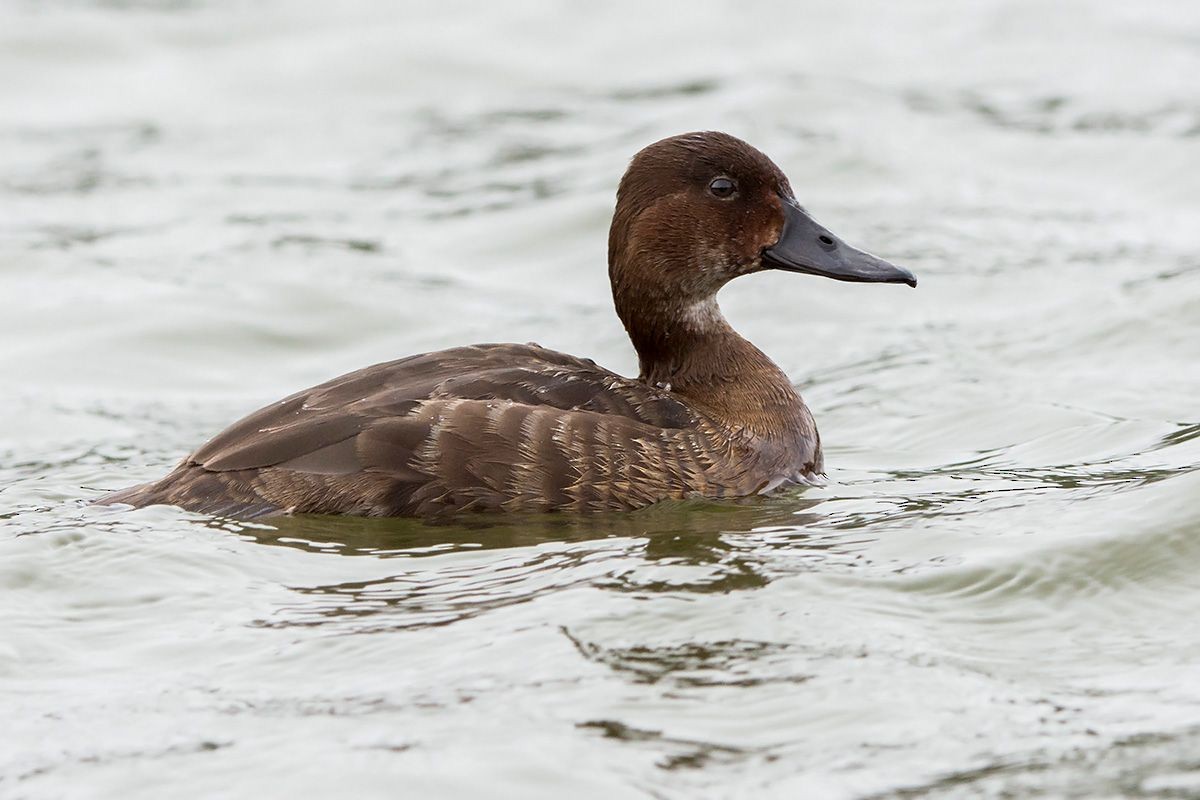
top-left (100, 343), bottom-right (812, 518)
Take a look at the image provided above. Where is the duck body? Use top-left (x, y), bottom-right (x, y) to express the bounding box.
top-left (98, 131), bottom-right (913, 519)
top-left (100, 341), bottom-right (819, 518)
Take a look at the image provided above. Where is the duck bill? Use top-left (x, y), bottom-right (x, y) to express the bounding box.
top-left (762, 202), bottom-right (917, 287)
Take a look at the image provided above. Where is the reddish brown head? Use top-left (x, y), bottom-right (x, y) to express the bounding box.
top-left (608, 132), bottom-right (915, 376)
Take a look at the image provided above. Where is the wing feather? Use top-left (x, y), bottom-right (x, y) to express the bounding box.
top-left (105, 343), bottom-right (767, 517)
top-left (187, 344), bottom-right (697, 477)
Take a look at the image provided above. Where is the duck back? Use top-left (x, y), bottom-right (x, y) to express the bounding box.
top-left (98, 343), bottom-right (784, 518)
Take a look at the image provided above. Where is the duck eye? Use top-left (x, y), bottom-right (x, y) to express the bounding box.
top-left (708, 177), bottom-right (736, 198)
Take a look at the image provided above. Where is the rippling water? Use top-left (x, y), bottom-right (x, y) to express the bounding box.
top-left (3, 1), bottom-right (1199, 797)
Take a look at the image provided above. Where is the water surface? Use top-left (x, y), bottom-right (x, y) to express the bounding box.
top-left (3, 1), bottom-right (1200, 797)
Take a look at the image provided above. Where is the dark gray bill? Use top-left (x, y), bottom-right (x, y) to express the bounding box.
top-left (762, 202), bottom-right (917, 287)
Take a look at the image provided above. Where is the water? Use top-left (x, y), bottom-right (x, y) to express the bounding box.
top-left (2, 1), bottom-right (1199, 797)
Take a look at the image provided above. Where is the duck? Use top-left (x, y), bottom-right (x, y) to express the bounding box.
top-left (96, 131), bottom-right (916, 519)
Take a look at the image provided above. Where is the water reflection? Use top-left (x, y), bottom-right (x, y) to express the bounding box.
top-left (577, 718), bottom-right (764, 772)
top-left (238, 497), bottom-right (828, 632)
top-left (563, 632), bottom-right (806, 689)
top-left (232, 496), bottom-right (824, 559)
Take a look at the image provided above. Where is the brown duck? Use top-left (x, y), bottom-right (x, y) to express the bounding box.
top-left (97, 131), bottom-right (916, 518)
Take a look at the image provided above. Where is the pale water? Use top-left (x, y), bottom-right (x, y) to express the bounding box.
top-left (2, 1), bottom-right (1200, 797)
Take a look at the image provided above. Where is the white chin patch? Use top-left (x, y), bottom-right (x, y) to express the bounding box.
top-left (680, 298), bottom-right (723, 332)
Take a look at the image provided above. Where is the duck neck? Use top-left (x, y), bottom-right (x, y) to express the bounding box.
top-left (619, 296), bottom-right (807, 441)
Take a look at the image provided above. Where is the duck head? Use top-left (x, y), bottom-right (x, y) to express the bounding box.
top-left (608, 131), bottom-right (915, 361)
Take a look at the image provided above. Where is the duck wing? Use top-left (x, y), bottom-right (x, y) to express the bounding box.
top-left (189, 343), bottom-right (698, 470)
top-left (104, 343), bottom-right (760, 517)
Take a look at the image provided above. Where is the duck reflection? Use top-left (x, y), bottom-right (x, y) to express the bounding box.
top-left (227, 494), bottom-right (824, 560)
top-left (231, 494), bottom-right (838, 632)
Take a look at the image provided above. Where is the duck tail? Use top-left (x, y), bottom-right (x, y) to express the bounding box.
top-left (92, 481), bottom-right (161, 508)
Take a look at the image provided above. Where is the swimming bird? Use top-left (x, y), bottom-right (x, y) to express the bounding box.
top-left (97, 131), bottom-right (916, 518)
